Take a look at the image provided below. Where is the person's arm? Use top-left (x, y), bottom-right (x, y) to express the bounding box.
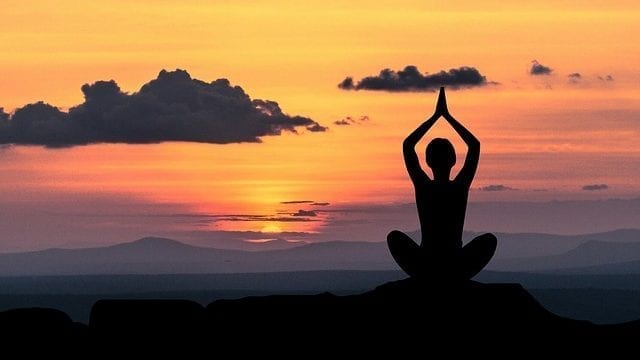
top-left (444, 112), bottom-right (480, 186)
top-left (403, 114), bottom-right (439, 183)
top-left (434, 87), bottom-right (480, 186)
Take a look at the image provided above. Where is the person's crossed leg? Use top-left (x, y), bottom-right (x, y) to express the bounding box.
top-left (387, 230), bottom-right (496, 281)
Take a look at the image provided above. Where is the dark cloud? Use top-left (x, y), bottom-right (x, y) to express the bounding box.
top-left (5, 102), bottom-right (69, 146)
top-left (281, 200), bottom-right (329, 207)
top-left (306, 123), bottom-right (328, 132)
top-left (334, 116), bottom-right (369, 126)
top-left (159, 212), bottom-right (320, 223)
top-left (568, 73), bottom-right (582, 83)
top-left (0, 69), bottom-right (325, 147)
top-left (338, 65), bottom-right (490, 92)
top-left (338, 77), bottom-right (355, 90)
top-left (219, 216), bottom-right (318, 222)
top-left (0, 108), bottom-right (8, 122)
top-left (311, 202), bottom-right (330, 206)
top-left (0, 108), bottom-right (9, 139)
top-left (530, 60), bottom-right (553, 75)
top-left (478, 184), bottom-right (516, 192)
top-left (292, 209), bottom-right (317, 217)
top-left (582, 184), bottom-right (609, 191)
top-left (598, 75), bottom-right (614, 81)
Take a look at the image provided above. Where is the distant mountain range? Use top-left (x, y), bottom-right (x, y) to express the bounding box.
top-left (0, 237), bottom-right (393, 276)
top-left (426, 228), bottom-right (640, 259)
top-left (552, 260), bottom-right (640, 275)
top-left (489, 238), bottom-right (640, 272)
top-left (0, 229), bottom-right (639, 276)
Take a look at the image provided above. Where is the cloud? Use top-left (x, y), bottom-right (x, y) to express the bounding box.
top-left (219, 216), bottom-right (318, 222)
top-left (582, 184), bottom-right (609, 191)
top-left (195, 213), bottom-right (320, 222)
top-left (334, 116), bottom-right (369, 126)
top-left (281, 200), bottom-right (330, 206)
top-left (160, 212), bottom-right (321, 223)
top-left (5, 102), bottom-right (69, 146)
top-left (568, 73), bottom-right (582, 83)
top-left (311, 202), bottom-right (330, 206)
top-left (530, 60), bottom-right (553, 75)
top-left (477, 184), bottom-right (516, 192)
top-left (338, 77), bottom-right (355, 90)
top-left (0, 108), bottom-right (9, 142)
top-left (306, 123), bottom-right (328, 132)
top-left (292, 209), bottom-right (317, 217)
top-left (598, 75), bottom-right (614, 81)
top-left (0, 69), bottom-right (326, 147)
top-left (0, 108), bottom-right (8, 122)
top-left (334, 119), bottom-right (352, 126)
top-left (338, 65), bottom-right (490, 91)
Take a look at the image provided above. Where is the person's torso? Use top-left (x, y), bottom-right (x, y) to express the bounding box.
top-left (415, 179), bottom-right (468, 251)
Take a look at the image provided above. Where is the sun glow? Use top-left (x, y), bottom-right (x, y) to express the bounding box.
top-left (261, 224), bottom-right (283, 233)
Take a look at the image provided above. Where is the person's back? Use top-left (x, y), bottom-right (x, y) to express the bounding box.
top-left (416, 177), bottom-right (467, 254)
top-left (387, 87), bottom-right (496, 281)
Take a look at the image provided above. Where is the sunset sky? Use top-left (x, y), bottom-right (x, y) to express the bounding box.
top-left (1, 0), bottom-right (639, 251)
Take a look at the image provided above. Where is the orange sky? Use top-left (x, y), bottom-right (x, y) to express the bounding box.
top-left (0, 1), bottom-right (639, 250)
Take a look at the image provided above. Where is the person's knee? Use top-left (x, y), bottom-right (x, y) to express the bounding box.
top-left (387, 230), bottom-right (416, 249)
top-left (467, 233), bottom-right (497, 251)
top-left (478, 233), bottom-right (497, 251)
top-left (387, 230), bottom-right (404, 243)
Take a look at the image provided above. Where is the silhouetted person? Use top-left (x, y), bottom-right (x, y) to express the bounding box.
top-left (388, 87), bottom-right (496, 282)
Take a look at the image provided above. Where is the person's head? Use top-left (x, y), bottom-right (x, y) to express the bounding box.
top-left (426, 138), bottom-right (456, 174)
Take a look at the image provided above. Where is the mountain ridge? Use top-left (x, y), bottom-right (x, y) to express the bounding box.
top-left (0, 236), bottom-right (393, 276)
top-left (1, 229), bottom-right (639, 276)
top-left (490, 238), bottom-right (640, 272)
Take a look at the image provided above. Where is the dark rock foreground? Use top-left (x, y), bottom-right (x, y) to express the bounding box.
top-left (1, 279), bottom-right (639, 351)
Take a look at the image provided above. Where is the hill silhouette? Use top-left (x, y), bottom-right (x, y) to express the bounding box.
top-left (0, 237), bottom-right (391, 275)
top-left (108, 236), bottom-right (195, 251)
top-left (481, 228), bottom-right (640, 259)
top-left (491, 239), bottom-right (640, 272)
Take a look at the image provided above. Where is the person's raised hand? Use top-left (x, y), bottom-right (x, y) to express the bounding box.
top-left (435, 86), bottom-right (450, 118)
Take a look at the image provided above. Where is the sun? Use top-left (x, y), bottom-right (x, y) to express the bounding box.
top-left (261, 224), bottom-right (282, 233)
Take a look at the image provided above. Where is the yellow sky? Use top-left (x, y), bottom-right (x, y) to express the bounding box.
top-left (2, 0), bottom-right (639, 108)
top-left (0, 1), bottom-right (639, 249)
